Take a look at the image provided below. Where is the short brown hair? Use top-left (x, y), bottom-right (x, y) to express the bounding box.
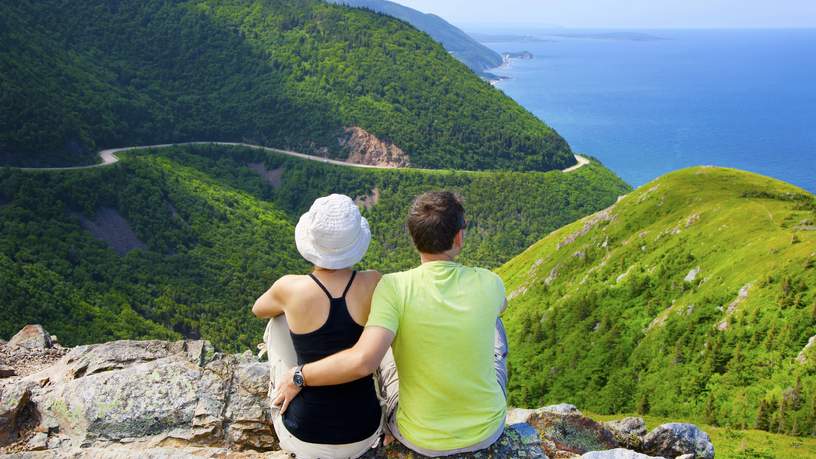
top-left (407, 191), bottom-right (465, 254)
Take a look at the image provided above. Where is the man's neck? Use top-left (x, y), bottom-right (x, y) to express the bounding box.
top-left (419, 252), bottom-right (457, 265)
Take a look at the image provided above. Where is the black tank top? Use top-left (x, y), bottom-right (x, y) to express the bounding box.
top-left (283, 271), bottom-right (382, 444)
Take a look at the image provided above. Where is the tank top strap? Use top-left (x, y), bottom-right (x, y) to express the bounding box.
top-left (308, 271), bottom-right (357, 300)
top-left (308, 273), bottom-right (334, 299)
top-left (341, 270), bottom-right (357, 299)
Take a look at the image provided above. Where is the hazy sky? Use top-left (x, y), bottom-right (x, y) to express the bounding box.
top-left (396, 0), bottom-right (816, 29)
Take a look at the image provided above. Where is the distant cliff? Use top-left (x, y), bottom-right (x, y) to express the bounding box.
top-left (327, 0), bottom-right (503, 76)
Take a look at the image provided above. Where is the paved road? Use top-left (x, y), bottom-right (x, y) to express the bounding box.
top-left (12, 141), bottom-right (589, 173)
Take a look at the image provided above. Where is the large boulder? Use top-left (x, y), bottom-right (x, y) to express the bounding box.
top-left (525, 410), bottom-right (618, 455)
top-left (642, 423), bottom-right (714, 459)
top-left (8, 325), bottom-right (53, 350)
top-left (603, 417), bottom-right (647, 450)
top-left (0, 338), bottom-right (277, 455)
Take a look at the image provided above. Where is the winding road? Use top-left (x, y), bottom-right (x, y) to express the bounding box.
top-left (12, 141), bottom-right (589, 173)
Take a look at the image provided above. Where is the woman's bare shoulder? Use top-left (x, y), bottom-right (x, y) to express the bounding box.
top-left (272, 274), bottom-right (313, 295)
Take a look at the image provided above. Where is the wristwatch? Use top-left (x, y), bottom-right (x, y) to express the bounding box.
top-left (293, 365), bottom-right (306, 388)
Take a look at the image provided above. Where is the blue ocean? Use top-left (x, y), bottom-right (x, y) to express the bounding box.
top-left (477, 28), bottom-right (816, 192)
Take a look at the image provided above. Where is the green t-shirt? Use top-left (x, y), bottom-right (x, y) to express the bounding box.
top-left (367, 260), bottom-right (507, 451)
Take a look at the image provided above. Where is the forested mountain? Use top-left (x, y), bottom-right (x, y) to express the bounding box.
top-left (0, 0), bottom-right (572, 171)
top-left (326, 0), bottom-right (503, 76)
top-left (498, 167), bottom-right (816, 435)
top-left (0, 144), bottom-right (628, 352)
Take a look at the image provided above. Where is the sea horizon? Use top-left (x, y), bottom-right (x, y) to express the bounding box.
top-left (476, 27), bottom-right (816, 192)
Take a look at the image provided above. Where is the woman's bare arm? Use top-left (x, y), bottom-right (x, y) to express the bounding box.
top-left (252, 276), bottom-right (291, 318)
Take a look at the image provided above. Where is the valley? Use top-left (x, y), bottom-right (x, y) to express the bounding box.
top-left (0, 144), bottom-right (628, 352)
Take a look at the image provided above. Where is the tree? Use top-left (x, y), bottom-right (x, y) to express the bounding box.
top-left (755, 399), bottom-right (770, 431)
top-left (704, 391), bottom-right (717, 426)
top-left (637, 394), bottom-right (650, 415)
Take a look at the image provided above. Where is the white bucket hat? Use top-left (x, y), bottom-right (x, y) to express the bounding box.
top-left (295, 194), bottom-right (371, 269)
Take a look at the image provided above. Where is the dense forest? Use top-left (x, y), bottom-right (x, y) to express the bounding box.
top-left (0, 0), bottom-right (572, 171)
top-left (498, 167), bottom-right (816, 436)
top-left (0, 144), bottom-right (628, 351)
top-left (327, 0), bottom-right (504, 76)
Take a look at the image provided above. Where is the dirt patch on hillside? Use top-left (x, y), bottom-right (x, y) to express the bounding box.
top-left (340, 127), bottom-right (410, 168)
top-left (77, 207), bottom-right (147, 255)
top-left (246, 162), bottom-right (285, 188)
top-left (355, 187), bottom-right (381, 210)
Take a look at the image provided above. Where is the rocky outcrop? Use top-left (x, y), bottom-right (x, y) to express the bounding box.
top-left (360, 423), bottom-right (546, 458)
top-left (524, 409), bottom-right (618, 456)
top-left (642, 423), bottom-right (714, 459)
top-left (340, 127), bottom-right (410, 168)
top-left (558, 204), bottom-right (616, 249)
top-left (1, 326), bottom-right (715, 458)
top-left (797, 335), bottom-right (816, 365)
top-left (8, 326), bottom-right (53, 350)
top-left (0, 335), bottom-right (275, 456)
top-left (581, 449), bottom-right (663, 459)
top-left (604, 417), bottom-right (647, 450)
top-left (0, 383), bottom-right (35, 445)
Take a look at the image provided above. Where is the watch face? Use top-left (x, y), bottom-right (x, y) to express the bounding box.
top-left (294, 373), bottom-right (305, 387)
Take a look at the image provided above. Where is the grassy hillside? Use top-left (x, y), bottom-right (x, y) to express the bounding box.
top-left (498, 167), bottom-right (816, 436)
top-left (0, 0), bottom-right (571, 171)
top-left (0, 145), bottom-right (628, 351)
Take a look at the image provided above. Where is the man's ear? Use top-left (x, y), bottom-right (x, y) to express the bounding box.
top-left (453, 229), bottom-right (464, 249)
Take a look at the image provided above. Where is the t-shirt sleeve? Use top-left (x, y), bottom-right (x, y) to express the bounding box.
top-left (366, 276), bottom-right (401, 334)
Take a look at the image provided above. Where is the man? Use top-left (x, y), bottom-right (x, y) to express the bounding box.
top-left (274, 191), bottom-right (509, 456)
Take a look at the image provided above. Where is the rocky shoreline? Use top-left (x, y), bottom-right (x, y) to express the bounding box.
top-left (1, 326), bottom-right (714, 458)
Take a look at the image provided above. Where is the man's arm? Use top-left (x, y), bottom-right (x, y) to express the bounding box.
top-left (273, 326), bottom-right (394, 413)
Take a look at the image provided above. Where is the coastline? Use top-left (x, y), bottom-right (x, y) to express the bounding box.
top-left (485, 52), bottom-right (533, 85)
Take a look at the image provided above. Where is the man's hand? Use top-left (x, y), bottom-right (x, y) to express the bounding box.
top-left (272, 366), bottom-right (302, 414)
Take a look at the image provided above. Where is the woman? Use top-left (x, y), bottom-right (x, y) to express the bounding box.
top-left (253, 194), bottom-right (383, 459)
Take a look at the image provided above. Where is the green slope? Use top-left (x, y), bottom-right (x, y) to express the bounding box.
top-left (327, 0), bottom-right (503, 75)
top-left (0, 145), bottom-right (628, 351)
top-left (0, 0), bottom-right (572, 171)
top-left (498, 167), bottom-right (816, 436)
